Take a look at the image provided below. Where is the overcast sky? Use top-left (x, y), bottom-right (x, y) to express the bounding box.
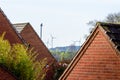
top-left (0, 0), bottom-right (120, 48)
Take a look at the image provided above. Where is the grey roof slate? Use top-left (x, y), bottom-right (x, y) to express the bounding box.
top-left (98, 22), bottom-right (120, 51)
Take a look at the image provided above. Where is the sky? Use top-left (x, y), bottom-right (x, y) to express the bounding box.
top-left (0, 0), bottom-right (120, 48)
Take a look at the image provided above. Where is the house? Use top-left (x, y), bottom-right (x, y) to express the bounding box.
top-left (0, 65), bottom-right (17, 80)
top-left (59, 22), bottom-right (120, 80)
top-left (0, 8), bottom-right (25, 44)
top-left (13, 23), bottom-right (57, 80)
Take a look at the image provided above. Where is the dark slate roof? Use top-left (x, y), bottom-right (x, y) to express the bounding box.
top-left (98, 22), bottom-right (120, 51)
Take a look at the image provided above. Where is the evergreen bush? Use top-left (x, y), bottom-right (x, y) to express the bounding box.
top-left (0, 33), bottom-right (46, 80)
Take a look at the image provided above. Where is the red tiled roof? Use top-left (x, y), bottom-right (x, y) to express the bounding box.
top-left (59, 22), bottom-right (120, 80)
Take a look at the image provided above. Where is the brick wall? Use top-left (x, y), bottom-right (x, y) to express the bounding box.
top-left (20, 24), bottom-right (56, 80)
top-left (0, 66), bottom-right (17, 80)
top-left (66, 28), bottom-right (120, 80)
top-left (0, 11), bottom-right (23, 44)
top-left (20, 24), bottom-right (55, 63)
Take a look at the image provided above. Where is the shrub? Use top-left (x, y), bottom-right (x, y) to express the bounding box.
top-left (0, 33), bottom-right (46, 80)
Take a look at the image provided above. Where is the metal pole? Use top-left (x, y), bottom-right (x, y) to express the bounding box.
top-left (51, 35), bottom-right (53, 48)
top-left (51, 35), bottom-right (55, 48)
top-left (40, 23), bottom-right (43, 39)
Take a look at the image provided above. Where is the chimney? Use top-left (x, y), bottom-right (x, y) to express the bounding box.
top-left (40, 23), bottom-right (43, 39)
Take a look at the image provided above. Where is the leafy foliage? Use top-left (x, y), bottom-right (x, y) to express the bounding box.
top-left (51, 50), bottom-right (76, 61)
top-left (0, 33), bottom-right (46, 80)
top-left (87, 12), bottom-right (120, 26)
top-left (50, 48), bottom-right (77, 79)
top-left (53, 65), bottom-right (67, 80)
top-left (105, 12), bottom-right (120, 23)
top-left (50, 45), bottom-right (79, 62)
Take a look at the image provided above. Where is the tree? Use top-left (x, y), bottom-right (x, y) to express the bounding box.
top-left (105, 12), bottom-right (120, 23)
top-left (87, 12), bottom-right (120, 26)
top-left (0, 32), bottom-right (46, 80)
top-left (87, 20), bottom-right (99, 26)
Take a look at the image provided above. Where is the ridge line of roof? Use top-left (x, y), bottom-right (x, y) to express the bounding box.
top-left (97, 22), bottom-right (120, 27)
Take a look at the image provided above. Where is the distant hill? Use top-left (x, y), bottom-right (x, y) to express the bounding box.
top-left (49, 46), bottom-right (80, 52)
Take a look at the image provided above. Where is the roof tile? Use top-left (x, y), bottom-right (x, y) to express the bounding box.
top-left (99, 22), bottom-right (120, 51)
